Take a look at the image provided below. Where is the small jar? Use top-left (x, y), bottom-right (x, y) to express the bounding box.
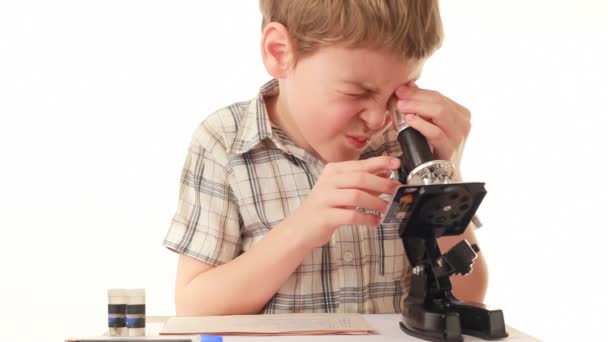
top-left (126, 288), bottom-right (146, 336)
top-left (107, 289), bottom-right (127, 336)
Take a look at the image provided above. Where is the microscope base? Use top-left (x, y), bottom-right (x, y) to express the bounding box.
top-left (400, 305), bottom-right (463, 342)
top-left (400, 301), bottom-right (508, 342)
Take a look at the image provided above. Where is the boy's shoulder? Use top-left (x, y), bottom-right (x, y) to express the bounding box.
top-left (191, 80), bottom-right (278, 158)
top-left (191, 97), bottom-right (264, 156)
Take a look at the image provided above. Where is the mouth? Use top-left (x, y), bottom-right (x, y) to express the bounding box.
top-left (345, 134), bottom-right (370, 150)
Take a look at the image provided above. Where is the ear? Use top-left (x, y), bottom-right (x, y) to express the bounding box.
top-left (260, 22), bottom-right (294, 78)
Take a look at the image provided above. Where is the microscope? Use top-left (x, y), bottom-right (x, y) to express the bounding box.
top-left (388, 109), bottom-right (508, 342)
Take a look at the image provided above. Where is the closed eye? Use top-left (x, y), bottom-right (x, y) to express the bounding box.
top-left (342, 91), bottom-right (369, 98)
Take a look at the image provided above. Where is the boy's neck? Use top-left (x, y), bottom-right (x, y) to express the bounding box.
top-left (265, 89), bottom-right (317, 160)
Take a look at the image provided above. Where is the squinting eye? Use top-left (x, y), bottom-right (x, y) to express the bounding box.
top-left (344, 92), bottom-right (367, 98)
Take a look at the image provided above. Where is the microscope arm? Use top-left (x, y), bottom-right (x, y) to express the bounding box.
top-left (438, 227), bottom-right (489, 303)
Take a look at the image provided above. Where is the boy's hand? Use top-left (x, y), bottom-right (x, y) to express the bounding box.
top-left (285, 156), bottom-right (401, 250)
top-left (394, 84), bottom-right (471, 171)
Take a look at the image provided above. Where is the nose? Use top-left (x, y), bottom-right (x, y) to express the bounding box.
top-left (360, 109), bottom-right (389, 131)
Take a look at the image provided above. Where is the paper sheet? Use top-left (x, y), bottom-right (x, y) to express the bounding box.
top-left (159, 313), bottom-right (376, 336)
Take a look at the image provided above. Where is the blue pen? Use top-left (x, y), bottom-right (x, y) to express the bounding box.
top-left (199, 335), bottom-right (223, 342)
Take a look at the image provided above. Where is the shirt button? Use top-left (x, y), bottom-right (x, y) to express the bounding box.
top-left (343, 251), bottom-right (354, 263)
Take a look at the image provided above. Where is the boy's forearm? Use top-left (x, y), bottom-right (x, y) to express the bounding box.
top-left (176, 221), bottom-right (310, 316)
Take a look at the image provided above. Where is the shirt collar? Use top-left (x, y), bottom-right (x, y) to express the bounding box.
top-left (229, 79), bottom-right (279, 155)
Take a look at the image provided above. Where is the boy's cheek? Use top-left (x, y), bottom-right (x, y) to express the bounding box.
top-left (325, 97), bottom-right (362, 117)
top-left (297, 99), bottom-right (362, 138)
top-left (314, 106), bottom-right (357, 133)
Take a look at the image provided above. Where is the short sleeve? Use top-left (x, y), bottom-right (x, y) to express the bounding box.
top-left (162, 133), bottom-right (241, 266)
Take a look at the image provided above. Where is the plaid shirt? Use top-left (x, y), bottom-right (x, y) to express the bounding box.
top-left (163, 79), bottom-right (480, 313)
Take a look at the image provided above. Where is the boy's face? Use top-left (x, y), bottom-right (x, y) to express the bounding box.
top-left (278, 46), bottom-right (424, 163)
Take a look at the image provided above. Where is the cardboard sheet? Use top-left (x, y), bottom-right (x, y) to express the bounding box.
top-left (159, 313), bottom-right (376, 336)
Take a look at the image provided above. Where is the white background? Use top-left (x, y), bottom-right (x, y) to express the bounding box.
top-left (1, 1), bottom-right (606, 341)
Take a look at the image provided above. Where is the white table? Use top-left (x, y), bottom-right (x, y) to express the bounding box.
top-left (142, 314), bottom-right (541, 342)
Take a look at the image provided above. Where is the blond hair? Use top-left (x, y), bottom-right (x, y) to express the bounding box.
top-left (259, 0), bottom-right (443, 62)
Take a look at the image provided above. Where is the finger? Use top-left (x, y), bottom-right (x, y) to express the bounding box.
top-left (331, 208), bottom-right (382, 227)
top-left (396, 99), bottom-right (444, 123)
top-left (404, 114), bottom-right (454, 160)
top-left (329, 189), bottom-right (391, 213)
top-left (451, 99), bottom-right (471, 120)
top-left (333, 172), bottom-right (400, 197)
top-left (439, 97), bottom-right (471, 130)
top-left (374, 169), bottom-right (394, 179)
top-left (396, 101), bottom-right (462, 142)
top-left (395, 85), bottom-right (442, 103)
top-left (396, 87), bottom-right (470, 130)
top-left (395, 86), bottom-right (471, 143)
top-left (397, 89), bottom-right (469, 128)
top-left (324, 156), bottom-right (400, 175)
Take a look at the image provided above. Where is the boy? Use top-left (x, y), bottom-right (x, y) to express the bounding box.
top-left (163, 0), bottom-right (487, 315)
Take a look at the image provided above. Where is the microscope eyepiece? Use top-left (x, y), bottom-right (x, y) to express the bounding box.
top-left (392, 108), bottom-right (434, 174)
top-left (390, 107), bottom-right (454, 185)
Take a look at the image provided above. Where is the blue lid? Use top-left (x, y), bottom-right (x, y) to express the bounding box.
top-left (200, 335), bottom-right (223, 342)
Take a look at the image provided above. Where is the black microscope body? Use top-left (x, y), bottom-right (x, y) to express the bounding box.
top-left (392, 113), bottom-right (508, 342)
